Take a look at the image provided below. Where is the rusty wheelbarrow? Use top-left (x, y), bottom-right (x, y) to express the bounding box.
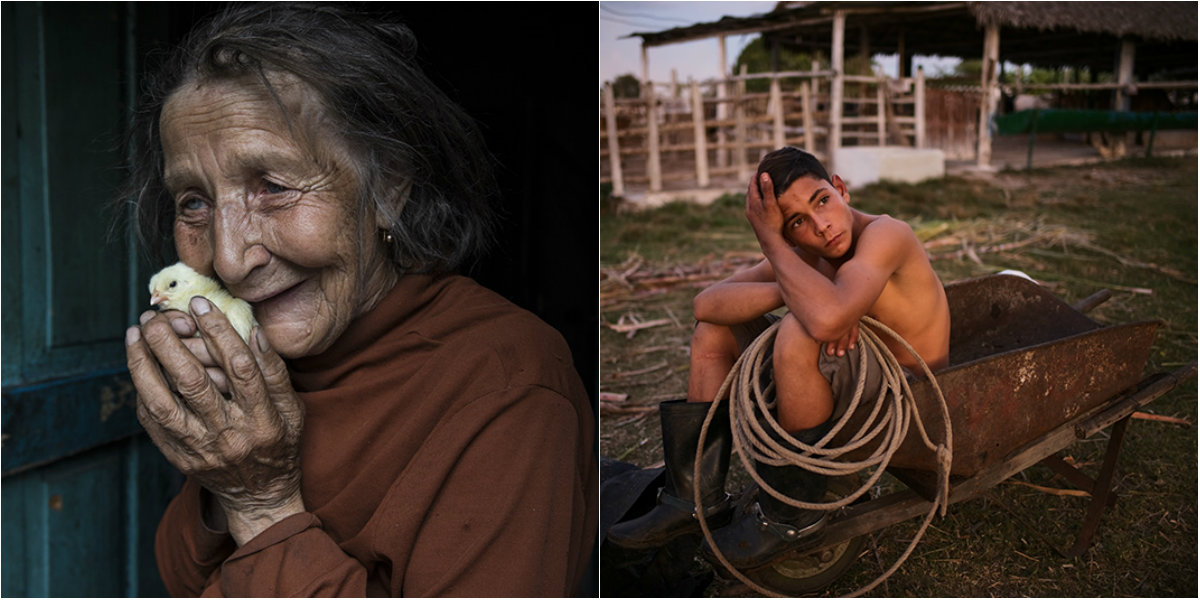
top-left (729, 273), bottom-right (1196, 594)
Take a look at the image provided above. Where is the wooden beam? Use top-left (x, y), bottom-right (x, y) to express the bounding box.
top-left (830, 10), bottom-right (845, 171)
top-left (977, 24), bottom-right (1000, 168)
top-left (716, 35), bottom-right (729, 169)
top-left (603, 83), bottom-right (624, 197)
top-left (802, 79), bottom-right (815, 153)
top-left (771, 76), bottom-right (785, 150)
top-left (735, 64), bottom-right (749, 181)
top-left (915, 67), bottom-right (926, 149)
top-left (644, 73), bottom-right (662, 192)
top-left (690, 79), bottom-right (709, 187)
top-left (1115, 39), bottom-right (1136, 111)
top-left (876, 74), bottom-right (886, 145)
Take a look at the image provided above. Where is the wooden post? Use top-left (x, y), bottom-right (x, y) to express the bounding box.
top-left (977, 23), bottom-right (1000, 169)
top-left (640, 43), bottom-right (650, 86)
top-left (603, 82), bottom-right (624, 197)
top-left (830, 11), bottom-right (845, 171)
top-left (771, 76), bottom-right (785, 150)
top-left (897, 30), bottom-right (907, 79)
top-left (1116, 39), bottom-right (1135, 111)
top-left (646, 81), bottom-right (662, 192)
top-left (876, 73), bottom-right (887, 146)
top-left (640, 44), bottom-right (662, 192)
top-left (915, 66), bottom-right (926, 149)
top-left (802, 80), bottom-right (815, 152)
top-left (690, 79), bottom-right (709, 187)
top-left (735, 64), bottom-right (749, 180)
top-left (716, 35), bottom-right (729, 169)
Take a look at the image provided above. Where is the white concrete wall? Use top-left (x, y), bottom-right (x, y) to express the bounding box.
top-left (833, 146), bottom-right (946, 189)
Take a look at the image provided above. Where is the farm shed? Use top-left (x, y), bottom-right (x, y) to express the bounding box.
top-left (602, 1), bottom-right (1197, 198)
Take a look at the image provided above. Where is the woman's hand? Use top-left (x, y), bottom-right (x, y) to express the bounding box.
top-left (126, 296), bottom-right (306, 546)
top-left (149, 309), bottom-right (235, 396)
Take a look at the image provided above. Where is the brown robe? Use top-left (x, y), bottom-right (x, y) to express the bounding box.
top-left (154, 274), bottom-right (597, 596)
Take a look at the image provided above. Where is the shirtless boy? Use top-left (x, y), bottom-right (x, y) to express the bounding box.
top-left (607, 147), bottom-right (951, 570)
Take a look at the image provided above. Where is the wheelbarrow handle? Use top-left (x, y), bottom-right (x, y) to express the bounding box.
top-left (1072, 289), bottom-right (1112, 314)
top-left (1075, 362), bottom-right (1198, 439)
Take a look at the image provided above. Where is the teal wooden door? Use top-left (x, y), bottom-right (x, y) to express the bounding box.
top-left (2, 3), bottom-right (179, 596)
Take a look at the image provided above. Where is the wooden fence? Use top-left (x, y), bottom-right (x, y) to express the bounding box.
top-left (600, 68), bottom-right (931, 196)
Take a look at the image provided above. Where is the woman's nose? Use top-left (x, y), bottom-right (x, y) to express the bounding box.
top-left (212, 205), bottom-right (270, 285)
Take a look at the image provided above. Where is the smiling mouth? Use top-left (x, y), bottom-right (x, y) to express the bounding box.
top-left (248, 281), bottom-right (305, 307)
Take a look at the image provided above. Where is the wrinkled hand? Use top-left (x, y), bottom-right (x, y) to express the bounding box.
top-left (126, 296), bottom-right (305, 545)
top-left (745, 171), bottom-right (787, 246)
top-left (148, 309), bottom-right (234, 395)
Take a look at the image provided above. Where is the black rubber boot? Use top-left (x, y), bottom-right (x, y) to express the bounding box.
top-left (702, 421), bottom-right (830, 571)
top-left (606, 399), bottom-right (734, 549)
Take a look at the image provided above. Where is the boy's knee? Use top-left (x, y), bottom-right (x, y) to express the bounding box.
top-left (691, 321), bottom-right (738, 358)
top-left (774, 313), bottom-right (820, 360)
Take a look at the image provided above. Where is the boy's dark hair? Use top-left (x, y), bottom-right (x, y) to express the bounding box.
top-left (755, 146), bottom-right (832, 196)
top-left (124, 3), bottom-right (497, 275)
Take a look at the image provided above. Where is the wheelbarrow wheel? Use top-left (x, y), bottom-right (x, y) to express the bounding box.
top-left (741, 531), bottom-right (865, 595)
top-left (736, 473), bottom-right (867, 595)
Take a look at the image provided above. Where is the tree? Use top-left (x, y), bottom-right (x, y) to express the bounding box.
top-left (733, 37), bottom-right (818, 93)
top-left (611, 73), bottom-right (641, 99)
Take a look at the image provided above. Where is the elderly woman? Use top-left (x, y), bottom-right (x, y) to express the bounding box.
top-left (122, 4), bottom-right (596, 597)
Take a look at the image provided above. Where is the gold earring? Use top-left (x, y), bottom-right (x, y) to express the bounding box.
top-left (381, 229), bottom-right (394, 245)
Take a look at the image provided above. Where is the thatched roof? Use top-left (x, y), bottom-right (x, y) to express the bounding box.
top-left (971, 1), bottom-right (1195, 41)
top-left (630, 1), bottom-right (1196, 77)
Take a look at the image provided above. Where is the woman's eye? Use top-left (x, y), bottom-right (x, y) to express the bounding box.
top-left (179, 196), bottom-right (206, 213)
top-left (263, 180), bottom-right (290, 195)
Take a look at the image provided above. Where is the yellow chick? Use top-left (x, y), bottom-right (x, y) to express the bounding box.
top-left (148, 262), bottom-right (257, 343)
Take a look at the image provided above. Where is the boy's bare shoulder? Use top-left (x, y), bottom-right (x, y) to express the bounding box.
top-left (857, 213), bottom-right (921, 249)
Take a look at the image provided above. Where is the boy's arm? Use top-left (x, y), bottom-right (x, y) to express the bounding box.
top-left (745, 172), bottom-right (909, 342)
top-left (692, 259), bottom-right (787, 325)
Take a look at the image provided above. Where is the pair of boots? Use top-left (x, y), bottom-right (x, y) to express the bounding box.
top-left (606, 399), bottom-right (829, 571)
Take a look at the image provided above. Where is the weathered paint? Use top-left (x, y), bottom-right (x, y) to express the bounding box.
top-left (1, 3), bottom-right (180, 596)
top-left (837, 274), bottom-right (1159, 476)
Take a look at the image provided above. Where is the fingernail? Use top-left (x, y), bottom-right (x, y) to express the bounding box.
top-left (190, 296), bottom-right (211, 315)
top-left (170, 318), bottom-right (191, 336)
top-left (256, 328), bottom-right (270, 353)
top-left (125, 326), bottom-right (140, 346)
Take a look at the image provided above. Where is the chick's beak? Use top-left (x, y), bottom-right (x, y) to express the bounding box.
top-left (150, 292), bottom-right (166, 308)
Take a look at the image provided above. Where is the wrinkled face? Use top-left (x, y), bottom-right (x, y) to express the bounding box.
top-left (776, 175), bottom-right (855, 259)
top-left (160, 76), bottom-right (394, 358)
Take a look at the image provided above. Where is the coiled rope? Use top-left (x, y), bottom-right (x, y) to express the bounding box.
top-left (694, 315), bottom-right (954, 598)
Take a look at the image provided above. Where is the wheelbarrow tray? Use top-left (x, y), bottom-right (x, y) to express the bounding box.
top-left (876, 274), bottom-right (1159, 476)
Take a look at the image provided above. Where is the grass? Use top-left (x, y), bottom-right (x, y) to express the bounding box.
top-left (600, 157), bottom-right (1197, 597)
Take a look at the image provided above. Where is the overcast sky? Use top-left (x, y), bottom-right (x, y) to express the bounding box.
top-left (599, 1), bottom-right (776, 85)
top-left (599, 1), bottom-right (962, 87)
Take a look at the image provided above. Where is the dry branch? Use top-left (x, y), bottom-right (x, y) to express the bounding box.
top-left (1004, 479), bottom-right (1091, 497)
top-left (599, 392), bottom-right (628, 403)
top-left (1131, 411), bottom-right (1192, 426)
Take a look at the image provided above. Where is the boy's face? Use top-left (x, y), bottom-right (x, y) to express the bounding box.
top-left (775, 175), bottom-right (855, 258)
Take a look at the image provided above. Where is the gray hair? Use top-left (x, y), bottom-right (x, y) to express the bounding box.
top-left (125, 3), bottom-right (497, 275)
